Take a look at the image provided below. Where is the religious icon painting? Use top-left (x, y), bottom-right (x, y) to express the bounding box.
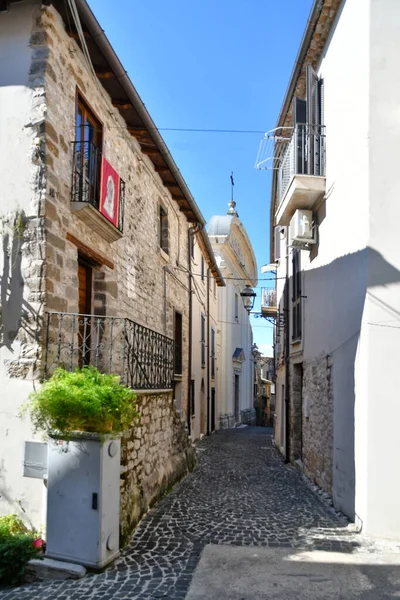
top-left (100, 156), bottom-right (120, 228)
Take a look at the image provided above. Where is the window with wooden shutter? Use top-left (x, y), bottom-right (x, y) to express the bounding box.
top-left (201, 313), bottom-right (206, 367)
top-left (306, 65), bottom-right (325, 176)
top-left (292, 249), bottom-right (302, 341)
top-left (211, 327), bottom-right (215, 379)
top-left (159, 205), bottom-right (169, 254)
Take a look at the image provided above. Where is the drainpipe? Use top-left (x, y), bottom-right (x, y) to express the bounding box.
top-left (284, 239), bottom-right (291, 463)
top-left (163, 265), bottom-right (167, 335)
top-left (207, 268), bottom-right (211, 435)
top-left (187, 224), bottom-right (203, 435)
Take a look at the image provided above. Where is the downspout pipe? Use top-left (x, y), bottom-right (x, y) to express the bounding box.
top-left (187, 224), bottom-right (203, 434)
top-left (206, 268), bottom-right (210, 435)
top-left (284, 241), bottom-right (291, 463)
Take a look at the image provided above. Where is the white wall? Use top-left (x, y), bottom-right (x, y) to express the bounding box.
top-left (215, 248), bottom-right (255, 423)
top-left (301, 0), bottom-right (370, 519)
top-left (362, 0), bottom-right (400, 539)
top-left (190, 239), bottom-right (219, 440)
top-left (0, 0), bottom-right (46, 529)
top-left (0, 0), bottom-right (41, 215)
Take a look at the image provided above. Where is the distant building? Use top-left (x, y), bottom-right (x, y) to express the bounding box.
top-left (189, 229), bottom-right (224, 440)
top-left (253, 350), bottom-right (275, 427)
top-left (208, 200), bottom-right (257, 428)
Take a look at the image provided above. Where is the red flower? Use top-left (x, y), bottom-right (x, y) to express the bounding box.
top-left (33, 538), bottom-right (44, 549)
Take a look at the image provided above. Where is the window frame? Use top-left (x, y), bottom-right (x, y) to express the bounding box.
top-left (292, 248), bottom-right (302, 341)
top-left (159, 204), bottom-right (169, 255)
top-left (74, 94), bottom-right (103, 207)
top-left (211, 326), bottom-right (215, 379)
top-left (201, 312), bottom-right (206, 368)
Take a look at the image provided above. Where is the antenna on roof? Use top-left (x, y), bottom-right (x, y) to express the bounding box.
top-left (227, 171), bottom-right (238, 216)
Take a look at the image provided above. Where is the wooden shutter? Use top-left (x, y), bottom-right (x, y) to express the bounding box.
top-left (293, 97), bottom-right (306, 124)
top-left (306, 65), bottom-right (320, 127)
top-left (78, 261), bottom-right (92, 315)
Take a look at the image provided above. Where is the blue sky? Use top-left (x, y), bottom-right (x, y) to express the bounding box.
top-left (89, 0), bottom-right (312, 355)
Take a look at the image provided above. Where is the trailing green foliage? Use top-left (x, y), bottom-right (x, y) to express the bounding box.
top-left (23, 366), bottom-right (138, 438)
top-left (0, 514), bottom-right (28, 536)
top-left (0, 515), bottom-right (40, 586)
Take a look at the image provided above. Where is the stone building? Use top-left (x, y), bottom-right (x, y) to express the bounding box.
top-left (0, 0), bottom-right (208, 538)
top-left (253, 350), bottom-right (274, 427)
top-left (189, 230), bottom-right (224, 441)
top-left (263, 0), bottom-right (400, 540)
top-left (208, 200), bottom-right (257, 428)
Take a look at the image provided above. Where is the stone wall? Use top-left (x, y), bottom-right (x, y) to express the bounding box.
top-left (0, 1), bottom-right (195, 528)
top-left (35, 5), bottom-right (190, 408)
top-left (120, 391), bottom-right (197, 545)
top-left (289, 363), bottom-right (303, 462)
top-left (302, 354), bottom-right (333, 493)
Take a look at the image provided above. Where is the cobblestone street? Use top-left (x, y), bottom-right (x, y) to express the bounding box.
top-left (0, 427), bottom-right (363, 600)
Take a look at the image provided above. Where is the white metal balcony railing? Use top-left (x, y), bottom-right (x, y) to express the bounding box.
top-left (261, 288), bottom-right (277, 309)
top-left (255, 124), bottom-right (326, 206)
top-left (278, 124), bottom-right (325, 205)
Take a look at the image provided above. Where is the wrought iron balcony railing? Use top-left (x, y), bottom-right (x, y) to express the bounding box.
top-left (44, 312), bottom-right (174, 390)
top-left (261, 288), bottom-right (277, 309)
top-left (71, 140), bottom-right (125, 233)
top-left (278, 123), bottom-right (326, 205)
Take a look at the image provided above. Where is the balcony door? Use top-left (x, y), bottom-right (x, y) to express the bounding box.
top-left (78, 258), bottom-right (93, 366)
top-left (75, 96), bottom-right (102, 206)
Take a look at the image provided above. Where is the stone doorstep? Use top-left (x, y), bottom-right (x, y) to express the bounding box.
top-left (25, 557), bottom-right (86, 583)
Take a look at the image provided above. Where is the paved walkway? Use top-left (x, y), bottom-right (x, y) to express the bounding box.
top-left (0, 428), bottom-right (365, 599)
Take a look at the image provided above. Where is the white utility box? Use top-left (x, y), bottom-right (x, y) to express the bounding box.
top-left (46, 433), bottom-right (120, 568)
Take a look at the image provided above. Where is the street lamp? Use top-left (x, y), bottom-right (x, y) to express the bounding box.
top-left (240, 285), bottom-right (256, 314)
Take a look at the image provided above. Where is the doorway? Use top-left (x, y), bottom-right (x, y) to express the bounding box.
top-left (211, 388), bottom-right (216, 432)
top-left (234, 374), bottom-right (240, 422)
top-left (200, 379), bottom-right (206, 435)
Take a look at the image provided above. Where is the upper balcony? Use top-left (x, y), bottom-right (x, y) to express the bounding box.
top-left (261, 288), bottom-right (277, 318)
top-left (71, 141), bottom-right (125, 243)
top-left (275, 124), bottom-right (326, 225)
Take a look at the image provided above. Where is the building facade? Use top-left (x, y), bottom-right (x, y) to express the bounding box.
top-left (208, 201), bottom-right (257, 428)
top-left (265, 0), bottom-right (400, 540)
top-left (0, 0), bottom-right (205, 535)
top-left (189, 229), bottom-right (224, 440)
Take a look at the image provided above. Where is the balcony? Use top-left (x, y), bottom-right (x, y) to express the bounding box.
top-left (71, 141), bottom-right (125, 242)
top-left (44, 312), bottom-right (174, 390)
top-left (275, 124), bottom-right (326, 226)
top-left (261, 288), bottom-right (277, 318)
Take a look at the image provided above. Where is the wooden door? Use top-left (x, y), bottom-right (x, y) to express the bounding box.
top-left (78, 260), bottom-right (92, 365)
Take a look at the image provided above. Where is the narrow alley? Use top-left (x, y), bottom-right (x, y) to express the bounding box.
top-left (0, 428), bottom-right (372, 600)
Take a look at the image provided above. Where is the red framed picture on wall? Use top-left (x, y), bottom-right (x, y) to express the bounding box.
top-left (100, 156), bottom-right (120, 228)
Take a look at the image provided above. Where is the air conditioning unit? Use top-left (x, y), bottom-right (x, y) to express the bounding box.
top-left (274, 225), bottom-right (286, 261)
top-left (289, 209), bottom-right (316, 247)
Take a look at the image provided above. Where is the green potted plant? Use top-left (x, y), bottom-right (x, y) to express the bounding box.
top-left (22, 366), bottom-right (138, 568)
top-left (25, 366), bottom-right (138, 438)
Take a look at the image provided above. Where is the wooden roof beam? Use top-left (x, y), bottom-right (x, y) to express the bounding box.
top-left (112, 100), bottom-right (132, 109)
top-left (95, 68), bottom-right (114, 79)
top-left (128, 127), bottom-right (149, 135)
top-left (67, 30), bottom-right (91, 39)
